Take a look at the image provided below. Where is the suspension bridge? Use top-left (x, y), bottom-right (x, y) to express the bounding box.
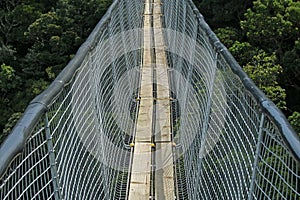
top-left (0, 0), bottom-right (300, 199)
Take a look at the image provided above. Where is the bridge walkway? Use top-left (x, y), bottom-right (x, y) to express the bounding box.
top-left (128, 0), bottom-right (175, 199)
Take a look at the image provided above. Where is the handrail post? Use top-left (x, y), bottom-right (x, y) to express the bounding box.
top-left (45, 113), bottom-right (61, 200)
top-left (248, 113), bottom-right (265, 200)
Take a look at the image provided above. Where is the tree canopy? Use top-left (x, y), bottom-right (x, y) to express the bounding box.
top-left (196, 0), bottom-right (300, 135)
top-left (0, 0), bottom-right (112, 143)
top-left (0, 0), bottom-right (299, 143)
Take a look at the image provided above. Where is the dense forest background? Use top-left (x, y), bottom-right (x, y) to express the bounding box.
top-left (195, 0), bottom-right (300, 135)
top-left (0, 0), bottom-right (112, 143)
top-left (0, 0), bottom-right (299, 144)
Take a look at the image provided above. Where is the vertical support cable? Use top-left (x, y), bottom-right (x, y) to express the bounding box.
top-left (150, 0), bottom-right (156, 197)
top-left (45, 113), bottom-right (61, 200)
top-left (248, 113), bottom-right (265, 200)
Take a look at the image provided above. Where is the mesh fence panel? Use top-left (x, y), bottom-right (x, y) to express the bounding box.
top-left (0, 117), bottom-right (53, 200)
top-left (0, 0), bottom-right (143, 199)
top-left (0, 0), bottom-right (299, 199)
top-left (163, 0), bottom-right (300, 199)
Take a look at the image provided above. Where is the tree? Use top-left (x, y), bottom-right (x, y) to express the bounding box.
top-left (0, 44), bottom-right (16, 65)
top-left (282, 38), bottom-right (300, 84)
top-left (215, 27), bottom-right (241, 47)
top-left (229, 41), bottom-right (258, 66)
top-left (244, 51), bottom-right (286, 109)
top-left (218, 0), bottom-right (300, 118)
top-left (288, 112), bottom-right (300, 136)
top-left (0, 0), bottom-right (113, 140)
top-left (56, 0), bottom-right (112, 39)
top-left (195, 0), bottom-right (253, 29)
top-left (0, 1), bottom-right (42, 56)
top-left (23, 11), bottom-right (72, 78)
top-left (0, 64), bottom-right (20, 132)
top-left (0, 0), bottom-right (21, 46)
top-left (241, 0), bottom-right (299, 56)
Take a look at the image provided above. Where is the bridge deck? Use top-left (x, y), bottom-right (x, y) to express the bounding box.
top-left (153, 0), bottom-right (175, 199)
top-left (128, 0), bottom-right (175, 199)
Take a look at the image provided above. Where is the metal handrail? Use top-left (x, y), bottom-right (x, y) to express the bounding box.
top-left (187, 0), bottom-right (300, 162)
top-left (0, 0), bottom-right (119, 178)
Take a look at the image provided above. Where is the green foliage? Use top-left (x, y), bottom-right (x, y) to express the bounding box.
top-left (282, 38), bottom-right (300, 91)
top-left (288, 112), bottom-right (300, 135)
top-left (286, 1), bottom-right (300, 28)
top-left (0, 0), bottom-right (42, 57)
top-left (211, 0), bottom-right (300, 116)
top-left (195, 1), bottom-right (300, 197)
top-left (244, 51), bottom-right (286, 109)
top-left (46, 66), bottom-right (56, 80)
top-left (1, 112), bottom-right (22, 144)
top-left (0, 45), bottom-right (16, 64)
top-left (0, 0), bottom-right (112, 142)
top-left (215, 27), bottom-right (241, 47)
top-left (195, 0), bottom-right (253, 29)
top-left (0, 64), bottom-right (21, 133)
top-left (0, 63), bottom-right (17, 91)
top-left (240, 0), bottom-right (300, 117)
top-left (244, 52), bottom-right (282, 87)
top-left (23, 11), bottom-right (77, 78)
top-left (27, 79), bottom-right (50, 96)
top-left (261, 85), bottom-right (287, 110)
top-left (229, 41), bottom-right (258, 66)
top-left (26, 12), bottom-right (62, 43)
top-left (57, 0), bottom-right (113, 38)
top-left (241, 0), bottom-right (300, 54)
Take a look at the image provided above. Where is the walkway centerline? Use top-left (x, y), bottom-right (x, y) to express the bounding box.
top-left (128, 0), bottom-right (175, 199)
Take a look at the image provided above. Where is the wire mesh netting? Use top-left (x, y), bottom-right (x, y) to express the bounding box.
top-left (163, 0), bottom-right (300, 199)
top-left (0, 0), bottom-right (143, 199)
top-left (0, 0), bottom-right (299, 199)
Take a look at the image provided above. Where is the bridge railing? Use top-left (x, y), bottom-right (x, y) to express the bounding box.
top-left (0, 0), bottom-right (144, 199)
top-left (0, 0), bottom-right (299, 199)
top-left (163, 0), bottom-right (300, 199)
